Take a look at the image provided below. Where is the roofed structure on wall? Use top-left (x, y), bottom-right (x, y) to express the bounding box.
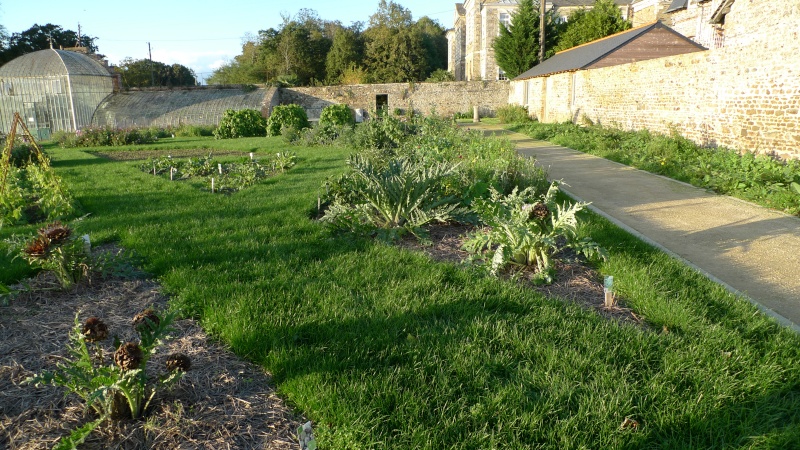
top-left (514, 21), bottom-right (705, 80)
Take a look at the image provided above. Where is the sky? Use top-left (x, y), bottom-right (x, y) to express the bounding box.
top-left (0, 1), bottom-right (455, 84)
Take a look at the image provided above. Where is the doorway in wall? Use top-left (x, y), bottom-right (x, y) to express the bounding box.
top-left (375, 94), bottom-right (388, 112)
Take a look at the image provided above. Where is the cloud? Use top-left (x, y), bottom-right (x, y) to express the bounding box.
top-left (209, 59), bottom-right (229, 70)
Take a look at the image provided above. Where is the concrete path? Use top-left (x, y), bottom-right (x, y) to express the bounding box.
top-left (473, 123), bottom-right (800, 331)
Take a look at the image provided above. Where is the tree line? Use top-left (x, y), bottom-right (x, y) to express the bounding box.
top-left (207, 0), bottom-right (449, 86)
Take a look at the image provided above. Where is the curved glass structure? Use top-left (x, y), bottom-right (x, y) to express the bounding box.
top-left (0, 49), bottom-right (114, 136)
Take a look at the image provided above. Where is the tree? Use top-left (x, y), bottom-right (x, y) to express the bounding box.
top-left (115, 58), bottom-right (196, 88)
top-left (414, 17), bottom-right (448, 78)
top-left (208, 9), bottom-right (333, 86)
top-left (364, 0), bottom-right (428, 83)
top-left (325, 25), bottom-right (365, 84)
top-left (492, 1), bottom-right (559, 79)
top-left (0, 23), bottom-right (98, 65)
top-left (554, 0), bottom-right (632, 52)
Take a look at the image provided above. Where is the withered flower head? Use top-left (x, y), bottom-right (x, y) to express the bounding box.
top-left (82, 317), bottom-right (109, 342)
top-left (165, 353), bottom-right (192, 372)
top-left (132, 308), bottom-right (160, 332)
top-left (39, 222), bottom-right (72, 244)
top-left (114, 342), bottom-right (143, 371)
top-left (24, 236), bottom-right (50, 259)
top-left (525, 202), bottom-right (550, 221)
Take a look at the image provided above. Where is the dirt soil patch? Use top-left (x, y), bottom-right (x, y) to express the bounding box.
top-left (93, 149), bottom-right (246, 161)
top-left (0, 272), bottom-right (302, 449)
top-left (397, 223), bottom-right (643, 325)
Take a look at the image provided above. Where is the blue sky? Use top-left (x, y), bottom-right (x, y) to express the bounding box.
top-left (1, 1), bottom-right (455, 83)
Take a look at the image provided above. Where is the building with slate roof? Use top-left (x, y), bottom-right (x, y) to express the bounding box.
top-left (446, 0), bottom-right (634, 82)
top-left (514, 21), bottom-right (704, 80)
top-left (0, 49), bottom-right (115, 137)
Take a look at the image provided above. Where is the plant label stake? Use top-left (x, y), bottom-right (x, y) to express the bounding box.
top-left (218, 163), bottom-right (223, 174)
top-left (170, 167), bottom-right (174, 181)
top-left (604, 276), bottom-right (615, 308)
top-left (249, 152), bottom-right (254, 160)
top-left (211, 178), bottom-right (215, 193)
top-left (153, 164), bottom-right (156, 176)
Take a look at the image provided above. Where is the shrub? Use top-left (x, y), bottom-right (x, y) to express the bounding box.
top-left (267, 104), bottom-right (310, 137)
top-left (425, 69), bottom-right (455, 82)
top-left (319, 104), bottom-right (355, 128)
top-left (496, 105), bottom-right (532, 124)
top-left (464, 182), bottom-right (606, 283)
top-left (321, 154), bottom-right (467, 242)
top-left (214, 109), bottom-right (267, 139)
top-left (175, 124), bottom-right (215, 137)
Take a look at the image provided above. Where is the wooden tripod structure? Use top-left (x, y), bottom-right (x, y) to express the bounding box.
top-left (1, 112), bottom-right (48, 195)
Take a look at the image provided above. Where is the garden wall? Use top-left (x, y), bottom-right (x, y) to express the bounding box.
top-left (281, 81), bottom-right (510, 120)
top-left (92, 86), bottom-right (279, 129)
top-left (510, 0), bottom-right (800, 159)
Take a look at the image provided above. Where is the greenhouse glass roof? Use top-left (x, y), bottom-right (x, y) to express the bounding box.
top-left (0, 49), bottom-right (112, 78)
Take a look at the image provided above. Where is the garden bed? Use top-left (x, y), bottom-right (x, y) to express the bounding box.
top-left (0, 266), bottom-right (302, 449)
top-left (396, 223), bottom-right (642, 326)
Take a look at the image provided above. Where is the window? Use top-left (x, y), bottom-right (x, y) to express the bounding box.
top-left (499, 12), bottom-right (511, 34)
top-left (498, 68), bottom-right (508, 81)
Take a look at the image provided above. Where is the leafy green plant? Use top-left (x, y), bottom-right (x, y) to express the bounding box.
top-left (425, 69), bottom-right (455, 82)
top-left (322, 154), bottom-right (466, 241)
top-left (6, 222), bottom-right (89, 290)
top-left (496, 105), bottom-right (532, 124)
top-left (214, 108), bottom-right (268, 139)
top-left (25, 309), bottom-right (188, 448)
top-left (267, 104), bottom-right (310, 137)
top-left (55, 127), bottom-right (158, 148)
top-left (464, 182), bottom-right (606, 283)
top-left (319, 104), bottom-right (355, 128)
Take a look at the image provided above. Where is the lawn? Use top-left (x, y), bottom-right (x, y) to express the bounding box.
top-left (2, 132), bottom-right (799, 449)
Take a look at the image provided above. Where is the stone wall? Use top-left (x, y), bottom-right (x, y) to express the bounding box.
top-left (281, 81), bottom-right (510, 119)
top-left (92, 86), bottom-right (278, 128)
top-left (510, 0), bottom-right (800, 159)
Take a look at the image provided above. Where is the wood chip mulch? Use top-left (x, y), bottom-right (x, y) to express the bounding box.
top-left (0, 272), bottom-right (302, 450)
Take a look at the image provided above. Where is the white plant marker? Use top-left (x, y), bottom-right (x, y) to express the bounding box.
top-left (153, 164), bottom-right (156, 176)
top-left (249, 152), bottom-right (254, 160)
top-left (218, 163), bottom-right (223, 174)
top-left (170, 167), bottom-right (174, 181)
top-left (604, 276), bottom-right (615, 308)
top-left (211, 178), bottom-right (215, 193)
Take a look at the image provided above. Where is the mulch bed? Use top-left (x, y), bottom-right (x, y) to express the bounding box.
top-left (0, 269), bottom-right (302, 449)
top-left (397, 223), bottom-right (643, 325)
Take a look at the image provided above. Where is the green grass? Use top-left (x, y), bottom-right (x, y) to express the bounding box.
top-left (2, 135), bottom-right (799, 448)
top-left (510, 122), bottom-right (800, 217)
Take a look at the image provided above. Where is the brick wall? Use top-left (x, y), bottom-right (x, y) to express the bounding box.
top-left (510, 0), bottom-right (800, 159)
top-left (282, 81), bottom-right (510, 119)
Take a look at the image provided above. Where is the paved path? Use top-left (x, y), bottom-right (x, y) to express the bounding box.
top-left (472, 123), bottom-right (800, 331)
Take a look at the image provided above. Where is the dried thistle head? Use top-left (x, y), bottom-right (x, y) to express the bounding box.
top-left (132, 309), bottom-right (160, 333)
top-left (114, 342), bottom-right (143, 371)
top-left (524, 202), bottom-right (550, 221)
top-left (24, 236), bottom-right (50, 259)
top-left (165, 353), bottom-right (192, 372)
top-left (39, 222), bottom-right (72, 244)
top-left (82, 317), bottom-right (109, 342)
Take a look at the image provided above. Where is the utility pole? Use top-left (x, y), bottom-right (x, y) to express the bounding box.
top-left (539, 0), bottom-right (546, 63)
top-left (148, 42), bottom-right (155, 87)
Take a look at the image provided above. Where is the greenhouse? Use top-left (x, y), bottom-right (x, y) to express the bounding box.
top-left (0, 49), bottom-right (114, 138)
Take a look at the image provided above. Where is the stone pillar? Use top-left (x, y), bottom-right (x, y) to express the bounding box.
top-left (473, 105), bottom-right (480, 123)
